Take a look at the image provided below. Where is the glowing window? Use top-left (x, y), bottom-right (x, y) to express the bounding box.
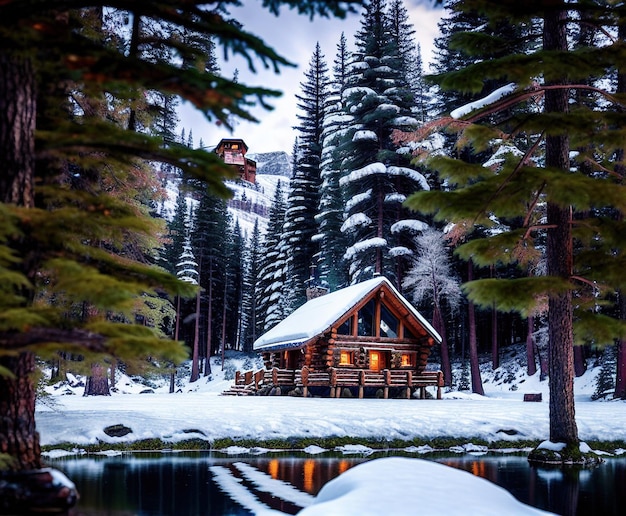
top-left (339, 350), bottom-right (353, 365)
top-left (369, 351), bottom-right (381, 371)
top-left (401, 354), bottom-right (413, 367)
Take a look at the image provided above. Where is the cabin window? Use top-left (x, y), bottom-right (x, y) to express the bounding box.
top-left (231, 143), bottom-right (239, 149)
top-left (401, 353), bottom-right (414, 367)
top-left (404, 326), bottom-right (416, 340)
top-left (339, 350), bottom-right (354, 366)
top-left (357, 300), bottom-right (376, 336)
top-left (379, 303), bottom-right (398, 338)
top-left (369, 351), bottom-right (387, 371)
top-left (337, 316), bottom-right (353, 335)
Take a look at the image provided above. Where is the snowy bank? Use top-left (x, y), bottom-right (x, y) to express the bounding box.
top-left (293, 457), bottom-right (554, 516)
top-left (36, 390), bottom-right (626, 450)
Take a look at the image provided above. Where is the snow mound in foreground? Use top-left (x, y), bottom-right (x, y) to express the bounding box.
top-left (297, 457), bottom-right (554, 516)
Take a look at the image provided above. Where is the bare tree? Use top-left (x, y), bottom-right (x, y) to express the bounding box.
top-left (403, 228), bottom-right (462, 386)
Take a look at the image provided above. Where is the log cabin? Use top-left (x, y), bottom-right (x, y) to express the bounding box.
top-left (250, 276), bottom-right (444, 399)
top-left (214, 138), bottom-right (257, 183)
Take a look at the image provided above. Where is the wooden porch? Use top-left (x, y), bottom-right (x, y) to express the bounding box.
top-left (222, 366), bottom-right (444, 399)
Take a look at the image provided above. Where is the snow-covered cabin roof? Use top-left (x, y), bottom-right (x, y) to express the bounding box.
top-left (253, 276), bottom-right (441, 352)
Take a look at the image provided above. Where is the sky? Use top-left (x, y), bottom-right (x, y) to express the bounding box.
top-left (181, 0), bottom-right (444, 155)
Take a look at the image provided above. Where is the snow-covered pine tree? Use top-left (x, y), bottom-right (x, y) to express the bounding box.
top-left (592, 345), bottom-right (616, 401)
top-left (338, 0), bottom-right (428, 286)
top-left (190, 189), bottom-right (232, 379)
top-left (387, 0), bottom-right (430, 122)
top-left (226, 219), bottom-right (245, 351)
top-left (317, 32), bottom-right (352, 291)
top-left (283, 43), bottom-right (331, 309)
top-left (162, 190), bottom-right (190, 275)
top-left (240, 219), bottom-right (262, 352)
top-left (256, 181), bottom-right (289, 332)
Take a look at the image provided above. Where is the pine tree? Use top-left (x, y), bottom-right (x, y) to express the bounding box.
top-left (240, 219), bottom-right (262, 352)
top-left (162, 191), bottom-right (191, 275)
top-left (337, 0), bottom-right (428, 286)
top-left (283, 43), bottom-right (331, 309)
top-left (257, 181), bottom-right (289, 332)
top-left (227, 219), bottom-right (245, 350)
top-left (0, 0), bottom-right (366, 475)
top-left (592, 345), bottom-right (616, 401)
top-left (403, 0), bottom-right (626, 462)
top-left (317, 32), bottom-right (352, 290)
top-left (190, 189), bottom-right (231, 380)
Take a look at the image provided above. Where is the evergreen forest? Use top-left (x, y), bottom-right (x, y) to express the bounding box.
top-left (1, 0), bottom-right (625, 479)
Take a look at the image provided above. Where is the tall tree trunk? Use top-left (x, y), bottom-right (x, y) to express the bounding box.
top-left (190, 288), bottom-right (201, 382)
top-left (0, 53), bottom-right (36, 207)
top-left (616, 292), bottom-right (626, 399)
top-left (221, 279), bottom-right (228, 370)
top-left (205, 261), bottom-right (213, 377)
top-left (614, 9), bottom-right (626, 401)
top-left (573, 345), bottom-right (586, 378)
top-left (83, 363), bottom-right (111, 396)
top-left (110, 358), bottom-right (117, 390)
top-left (433, 303), bottom-right (452, 386)
top-left (526, 315), bottom-right (537, 376)
top-left (490, 266), bottom-right (499, 369)
top-left (544, 8), bottom-right (579, 445)
top-left (491, 302), bottom-right (499, 370)
top-left (467, 260), bottom-right (484, 395)
top-left (0, 353), bottom-right (42, 471)
top-left (0, 50), bottom-right (39, 471)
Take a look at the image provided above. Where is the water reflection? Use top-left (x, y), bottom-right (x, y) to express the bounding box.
top-left (47, 451), bottom-right (626, 516)
top-left (437, 455), bottom-right (626, 516)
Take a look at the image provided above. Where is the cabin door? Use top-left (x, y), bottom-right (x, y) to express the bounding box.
top-left (369, 351), bottom-right (386, 371)
top-left (283, 350), bottom-right (299, 370)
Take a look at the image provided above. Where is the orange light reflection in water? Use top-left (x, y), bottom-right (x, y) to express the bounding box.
top-left (338, 460), bottom-right (350, 475)
top-left (303, 460), bottom-right (315, 493)
top-left (268, 459), bottom-right (279, 480)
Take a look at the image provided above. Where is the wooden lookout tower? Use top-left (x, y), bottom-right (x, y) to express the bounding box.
top-left (215, 138), bottom-right (257, 184)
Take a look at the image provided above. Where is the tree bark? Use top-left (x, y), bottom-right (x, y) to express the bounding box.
top-left (0, 352), bottom-right (42, 471)
top-left (526, 315), bottom-right (537, 376)
top-left (573, 345), bottom-right (586, 378)
top-left (544, 8), bottom-right (579, 445)
top-left (433, 303), bottom-right (452, 386)
top-left (0, 53), bottom-right (36, 207)
top-left (83, 363), bottom-right (111, 396)
top-left (190, 288), bottom-right (201, 382)
top-left (491, 302), bottom-right (499, 370)
top-left (0, 49), bottom-right (39, 472)
top-left (467, 260), bottom-right (484, 395)
top-left (616, 292), bottom-right (626, 399)
top-left (205, 261), bottom-right (213, 377)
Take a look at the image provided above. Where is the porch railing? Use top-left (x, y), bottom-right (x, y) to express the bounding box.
top-left (226, 366), bottom-right (443, 399)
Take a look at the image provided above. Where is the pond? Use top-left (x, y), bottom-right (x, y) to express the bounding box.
top-left (47, 451), bottom-right (626, 515)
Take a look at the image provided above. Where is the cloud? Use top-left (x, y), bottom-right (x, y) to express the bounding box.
top-left (183, 1), bottom-right (443, 155)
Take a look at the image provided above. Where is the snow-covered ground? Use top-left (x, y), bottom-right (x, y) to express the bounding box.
top-left (37, 350), bottom-right (624, 515)
top-left (37, 350), bottom-right (625, 451)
